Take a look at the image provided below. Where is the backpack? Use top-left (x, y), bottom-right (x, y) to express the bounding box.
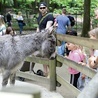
top-left (67, 15), bottom-right (75, 27)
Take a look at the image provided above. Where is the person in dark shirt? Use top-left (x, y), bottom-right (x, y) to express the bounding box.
top-left (36, 2), bottom-right (54, 32)
top-left (6, 11), bottom-right (12, 26)
top-left (67, 15), bottom-right (75, 27)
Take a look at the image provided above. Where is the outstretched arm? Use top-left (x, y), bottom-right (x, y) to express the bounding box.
top-left (45, 21), bottom-right (53, 30)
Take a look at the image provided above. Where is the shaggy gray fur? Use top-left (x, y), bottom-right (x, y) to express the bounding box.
top-left (0, 29), bottom-right (56, 86)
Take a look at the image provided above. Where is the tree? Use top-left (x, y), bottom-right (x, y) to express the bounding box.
top-left (13, 0), bottom-right (18, 8)
top-left (81, 0), bottom-right (91, 37)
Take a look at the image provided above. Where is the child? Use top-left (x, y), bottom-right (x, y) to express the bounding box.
top-left (6, 26), bottom-right (16, 36)
top-left (65, 42), bottom-right (84, 88)
top-left (87, 28), bottom-right (98, 68)
top-left (65, 30), bottom-right (77, 56)
top-left (77, 28), bottom-right (98, 91)
top-left (94, 8), bottom-right (98, 19)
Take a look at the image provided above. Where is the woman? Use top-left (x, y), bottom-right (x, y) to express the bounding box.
top-left (0, 15), bottom-right (6, 35)
top-left (16, 11), bottom-right (24, 34)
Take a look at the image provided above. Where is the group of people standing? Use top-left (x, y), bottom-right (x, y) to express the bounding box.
top-left (34, 2), bottom-right (75, 77)
top-left (1, 2), bottom-right (98, 92)
top-left (0, 15), bottom-right (16, 36)
top-left (0, 10), bottom-right (26, 36)
top-left (35, 1), bottom-right (98, 92)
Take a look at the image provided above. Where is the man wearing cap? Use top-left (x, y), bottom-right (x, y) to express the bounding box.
top-left (36, 2), bottom-right (54, 77)
top-left (36, 2), bottom-right (54, 32)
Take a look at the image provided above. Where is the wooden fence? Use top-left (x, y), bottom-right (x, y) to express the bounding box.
top-left (17, 33), bottom-right (98, 98)
top-left (1, 33), bottom-right (98, 98)
top-left (0, 86), bottom-right (40, 98)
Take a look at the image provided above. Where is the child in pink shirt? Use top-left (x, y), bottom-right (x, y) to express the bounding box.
top-left (66, 42), bottom-right (84, 88)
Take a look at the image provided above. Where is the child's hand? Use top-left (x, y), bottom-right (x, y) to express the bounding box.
top-left (81, 74), bottom-right (86, 80)
top-left (65, 56), bottom-right (67, 58)
top-left (78, 62), bottom-right (86, 66)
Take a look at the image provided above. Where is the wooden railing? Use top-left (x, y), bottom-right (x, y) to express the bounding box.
top-left (16, 33), bottom-right (98, 98)
top-left (56, 34), bottom-right (98, 98)
top-left (16, 57), bottom-right (56, 91)
top-left (0, 86), bottom-right (40, 98)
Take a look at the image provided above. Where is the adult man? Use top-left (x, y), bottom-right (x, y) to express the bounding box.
top-left (54, 8), bottom-right (71, 34)
top-left (54, 8), bottom-right (71, 56)
top-left (36, 2), bottom-right (54, 77)
top-left (36, 2), bottom-right (54, 32)
top-left (6, 11), bottom-right (12, 26)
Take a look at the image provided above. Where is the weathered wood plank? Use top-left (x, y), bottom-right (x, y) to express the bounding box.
top-left (1, 86), bottom-right (41, 98)
top-left (25, 56), bottom-right (49, 65)
top-left (77, 73), bottom-right (98, 98)
top-left (56, 34), bottom-right (98, 49)
top-left (16, 71), bottom-right (50, 84)
top-left (57, 55), bottom-right (97, 78)
top-left (57, 75), bottom-right (80, 96)
top-left (0, 92), bottom-right (34, 98)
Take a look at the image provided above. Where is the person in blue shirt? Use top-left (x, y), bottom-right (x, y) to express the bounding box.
top-left (54, 8), bottom-right (71, 56)
top-left (54, 8), bottom-right (71, 34)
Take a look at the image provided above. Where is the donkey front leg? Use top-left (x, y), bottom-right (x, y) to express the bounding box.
top-left (2, 70), bottom-right (11, 86)
top-left (10, 73), bottom-right (16, 85)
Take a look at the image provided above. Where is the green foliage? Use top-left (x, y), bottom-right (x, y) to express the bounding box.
top-left (1, 0), bottom-right (98, 29)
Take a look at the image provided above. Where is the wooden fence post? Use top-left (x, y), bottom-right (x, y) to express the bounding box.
top-left (49, 59), bottom-right (56, 91)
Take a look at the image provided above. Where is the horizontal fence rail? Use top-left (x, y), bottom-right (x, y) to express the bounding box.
top-left (16, 71), bottom-right (50, 84)
top-left (0, 86), bottom-right (41, 98)
top-left (57, 55), bottom-right (97, 78)
top-left (25, 56), bottom-right (50, 65)
top-left (56, 34), bottom-right (98, 49)
top-left (77, 72), bottom-right (98, 98)
top-left (57, 75), bottom-right (80, 96)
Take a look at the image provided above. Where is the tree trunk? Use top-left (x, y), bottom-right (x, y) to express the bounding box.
top-left (1, 0), bottom-right (6, 13)
top-left (45, 0), bottom-right (49, 8)
top-left (13, 0), bottom-right (18, 8)
top-left (81, 0), bottom-right (91, 37)
top-left (0, 1), bottom-right (2, 13)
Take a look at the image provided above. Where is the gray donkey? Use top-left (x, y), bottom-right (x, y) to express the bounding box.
top-left (0, 29), bottom-right (56, 86)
